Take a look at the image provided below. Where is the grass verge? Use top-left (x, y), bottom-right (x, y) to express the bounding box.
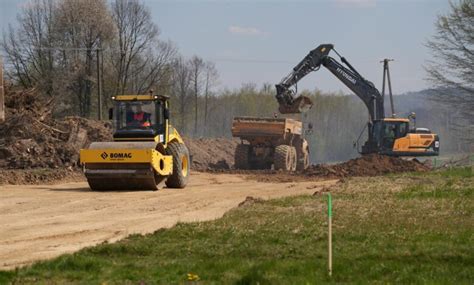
top-left (1, 167), bottom-right (473, 284)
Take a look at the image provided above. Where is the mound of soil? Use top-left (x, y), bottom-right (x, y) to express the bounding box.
top-left (184, 137), bottom-right (239, 171)
top-left (215, 154), bottom-right (430, 183)
top-left (0, 86), bottom-right (112, 169)
top-left (238, 196), bottom-right (265, 207)
top-left (303, 154), bottom-right (429, 178)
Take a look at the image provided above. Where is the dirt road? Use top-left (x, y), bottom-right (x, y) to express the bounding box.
top-left (0, 172), bottom-right (337, 270)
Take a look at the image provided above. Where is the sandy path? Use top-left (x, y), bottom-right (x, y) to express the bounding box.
top-left (0, 172), bottom-right (337, 270)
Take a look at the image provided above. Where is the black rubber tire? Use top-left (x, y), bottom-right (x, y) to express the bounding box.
top-left (296, 152), bottom-right (309, 171)
top-left (274, 145), bottom-right (292, 171)
top-left (165, 142), bottom-right (190, 188)
top-left (234, 144), bottom-right (250, 169)
top-left (289, 146), bottom-right (297, 171)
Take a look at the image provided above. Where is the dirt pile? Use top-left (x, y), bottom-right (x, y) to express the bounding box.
top-left (184, 137), bottom-right (239, 171)
top-left (238, 196), bottom-right (265, 207)
top-left (0, 86), bottom-right (238, 172)
top-left (0, 87), bottom-right (112, 169)
top-left (303, 154), bottom-right (429, 178)
top-left (228, 154), bottom-right (430, 183)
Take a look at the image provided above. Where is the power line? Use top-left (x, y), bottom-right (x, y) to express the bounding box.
top-left (209, 57), bottom-right (294, 64)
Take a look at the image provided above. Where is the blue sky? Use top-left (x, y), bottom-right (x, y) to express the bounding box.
top-left (1, 0), bottom-right (450, 94)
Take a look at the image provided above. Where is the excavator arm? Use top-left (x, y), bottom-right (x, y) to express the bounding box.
top-left (276, 44), bottom-right (384, 122)
top-left (321, 54), bottom-right (384, 121)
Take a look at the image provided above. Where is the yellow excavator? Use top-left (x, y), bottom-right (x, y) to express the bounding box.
top-left (80, 93), bottom-right (190, 190)
top-left (275, 44), bottom-right (440, 157)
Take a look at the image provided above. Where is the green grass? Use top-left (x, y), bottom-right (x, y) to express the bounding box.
top-left (439, 166), bottom-right (473, 178)
top-left (1, 168), bottom-right (473, 284)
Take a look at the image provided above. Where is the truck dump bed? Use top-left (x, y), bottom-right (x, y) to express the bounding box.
top-left (232, 116), bottom-right (302, 138)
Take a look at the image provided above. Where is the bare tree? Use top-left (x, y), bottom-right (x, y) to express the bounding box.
top-left (111, 0), bottom-right (176, 95)
top-left (189, 55), bottom-right (205, 136)
top-left (170, 57), bottom-right (191, 133)
top-left (1, 0), bottom-right (56, 95)
top-left (425, 0), bottom-right (473, 142)
top-left (203, 61), bottom-right (218, 131)
top-left (55, 0), bottom-right (115, 117)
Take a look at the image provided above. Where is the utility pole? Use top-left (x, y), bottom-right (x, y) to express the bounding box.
top-left (0, 57), bottom-right (4, 123)
top-left (96, 48), bottom-right (103, 120)
top-left (381, 58), bottom-right (395, 117)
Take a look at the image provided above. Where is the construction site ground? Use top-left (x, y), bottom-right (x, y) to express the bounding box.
top-left (0, 172), bottom-right (338, 270)
top-left (1, 168), bottom-right (472, 284)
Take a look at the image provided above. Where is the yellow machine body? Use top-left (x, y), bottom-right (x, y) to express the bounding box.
top-left (393, 134), bottom-right (437, 153)
top-left (80, 147), bottom-right (173, 176)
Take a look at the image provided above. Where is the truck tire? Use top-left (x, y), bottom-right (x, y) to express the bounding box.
top-left (290, 146), bottom-right (297, 171)
top-left (235, 144), bottom-right (250, 169)
top-left (165, 141), bottom-right (190, 188)
top-left (274, 145), bottom-right (293, 171)
top-left (297, 152), bottom-right (309, 171)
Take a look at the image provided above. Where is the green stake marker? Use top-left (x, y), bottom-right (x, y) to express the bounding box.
top-left (326, 193), bottom-right (333, 277)
top-left (327, 193), bottom-right (332, 218)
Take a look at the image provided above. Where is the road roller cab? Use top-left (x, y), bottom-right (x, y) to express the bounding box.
top-left (110, 94), bottom-right (167, 142)
top-left (80, 94), bottom-right (190, 191)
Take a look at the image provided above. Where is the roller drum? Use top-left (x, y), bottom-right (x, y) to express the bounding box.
top-left (83, 142), bottom-right (166, 191)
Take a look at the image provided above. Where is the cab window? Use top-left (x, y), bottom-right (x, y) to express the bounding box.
top-left (383, 121), bottom-right (408, 139)
top-left (115, 101), bottom-right (157, 130)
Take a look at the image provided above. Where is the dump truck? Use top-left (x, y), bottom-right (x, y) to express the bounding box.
top-left (232, 116), bottom-right (309, 171)
top-left (80, 93), bottom-right (190, 191)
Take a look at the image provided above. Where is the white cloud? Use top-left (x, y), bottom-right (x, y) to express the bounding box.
top-left (228, 25), bottom-right (265, 36)
top-left (334, 0), bottom-right (376, 8)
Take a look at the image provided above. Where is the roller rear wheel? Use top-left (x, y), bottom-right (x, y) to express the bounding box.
top-left (165, 142), bottom-right (190, 188)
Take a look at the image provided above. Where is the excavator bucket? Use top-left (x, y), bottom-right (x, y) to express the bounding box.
top-left (278, 95), bottom-right (313, 114)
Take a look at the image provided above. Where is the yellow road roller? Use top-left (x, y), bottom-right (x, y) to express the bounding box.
top-left (80, 93), bottom-right (189, 190)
